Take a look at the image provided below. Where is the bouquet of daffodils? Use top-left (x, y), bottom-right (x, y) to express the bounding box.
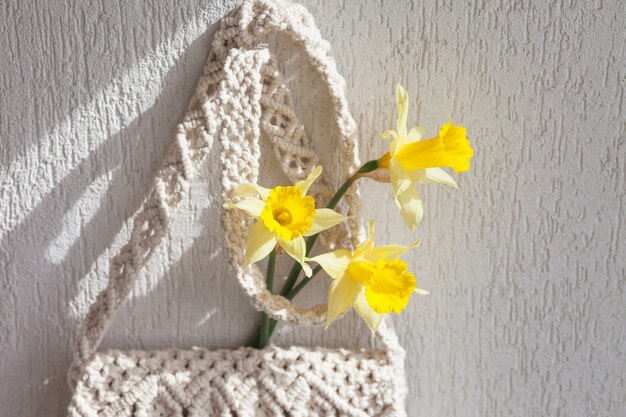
top-left (224, 85), bottom-right (474, 348)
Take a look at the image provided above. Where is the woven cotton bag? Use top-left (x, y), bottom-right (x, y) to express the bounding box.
top-left (67, 1), bottom-right (409, 415)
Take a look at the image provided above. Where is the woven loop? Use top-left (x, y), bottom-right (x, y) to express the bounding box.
top-left (68, 0), bottom-right (404, 389)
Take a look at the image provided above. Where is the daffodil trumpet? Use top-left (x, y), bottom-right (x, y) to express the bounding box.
top-left (375, 84), bottom-right (474, 231)
top-left (223, 165), bottom-right (349, 278)
top-left (311, 220), bottom-right (427, 333)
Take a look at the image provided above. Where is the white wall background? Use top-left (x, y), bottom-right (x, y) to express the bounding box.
top-left (1, 0), bottom-right (625, 416)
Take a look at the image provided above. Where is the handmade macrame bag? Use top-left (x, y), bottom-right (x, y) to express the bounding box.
top-left (67, 1), bottom-right (408, 415)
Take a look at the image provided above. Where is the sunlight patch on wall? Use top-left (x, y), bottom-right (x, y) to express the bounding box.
top-left (46, 169), bottom-right (117, 265)
top-left (0, 8), bottom-right (214, 242)
top-left (67, 174), bottom-right (221, 319)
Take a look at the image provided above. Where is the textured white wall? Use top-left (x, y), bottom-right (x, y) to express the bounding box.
top-left (1, 0), bottom-right (625, 416)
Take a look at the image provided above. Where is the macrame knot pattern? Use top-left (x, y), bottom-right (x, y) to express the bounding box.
top-left (67, 1), bottom-right (407, 415)
top-left (69, 346), bottom-right (398, 417)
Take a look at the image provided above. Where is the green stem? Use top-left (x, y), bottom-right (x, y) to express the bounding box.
top-left (267, 265), bottom-right (323, 335)
top-left (286, 265), bottom-right (322, 299)
top-left (257, 250), bottom-right (276, 349)
top-left (279, 236), bottom-right (317, 297)
top-left (278, 160), bottom-right (378, 298)
top-left (245, 328), bottom-right (259, 348)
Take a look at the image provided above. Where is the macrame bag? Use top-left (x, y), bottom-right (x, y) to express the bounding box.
top-left (67, 1), bottom-right (408, 415)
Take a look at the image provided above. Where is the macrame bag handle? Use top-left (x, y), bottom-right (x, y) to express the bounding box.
top-left (68, 0), bottom-right (405, 387)
top-left (217, 0), bottom-right (363, 326)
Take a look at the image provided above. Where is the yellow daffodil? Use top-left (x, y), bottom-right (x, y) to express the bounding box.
top-left (224, 166), bottom-right (347, 277)
top-left (378, 84), bottom-right (474, 230)
top-left (310, 221), bottom-right (427, 333)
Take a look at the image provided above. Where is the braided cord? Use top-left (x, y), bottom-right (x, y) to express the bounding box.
top-left (68, 0), bottom-right (404, 392)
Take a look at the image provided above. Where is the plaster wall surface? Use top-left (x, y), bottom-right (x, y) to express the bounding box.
top-left (1, 0), bottom-right (625, 415)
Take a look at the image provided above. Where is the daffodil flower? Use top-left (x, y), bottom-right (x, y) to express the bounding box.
top-left (377, 84), bottom-right (474, 230)
top-left (224, 166), bottom-right (347, 277)
top-left (310, 221), bottom-right (427, 333)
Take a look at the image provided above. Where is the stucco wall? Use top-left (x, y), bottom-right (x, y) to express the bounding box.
top-left (1, 1), bottom-right (625, 416)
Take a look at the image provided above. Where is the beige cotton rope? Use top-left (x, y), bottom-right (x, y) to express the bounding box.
top-left (67, 1), bottom-right (408, 415)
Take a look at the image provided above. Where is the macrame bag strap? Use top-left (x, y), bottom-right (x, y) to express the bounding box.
top-left (68, 0), bottom-right (404, 388)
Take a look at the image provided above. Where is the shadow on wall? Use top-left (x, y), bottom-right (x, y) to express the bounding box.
top-left (1, 1), bottom-right (236, 167)
top-left (0, 12), bottom-right (227, 415)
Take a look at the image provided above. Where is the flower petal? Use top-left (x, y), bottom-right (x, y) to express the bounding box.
top-left (365, 239), bottom-right (420, 262)
top-left (223, 198), bottom-right (265, 219)
top-left (407, 126), bottom-right (424, 143)
top-left (244, 222), bottom-right (277, 265)
top-left (395, 84), bottom-right (408, 137)
top-left (354, 290), bottom-right (382, 333)
top-left (232, 183), bottom-right (271, 199)
top-left (414, 168), bottom-right (458, 189)
top-left (278, 236), bottom-right (312, 277)
top-left (325, 273), bottom-right (362, 329)
top-left (354, 220), bottom-right (376, 258)
top-left (396, 185), bottom-right (424, 231)
top-left (295, 165), bottom-right (323, 195)
top-left (303, 208), bottom-right (348, 236)
top-left (309, 249), bottom-right (351, 279)
top-left (390, 161), bottom-right (412, 196)
top-left (415, 288), bottom-right (430, 295)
